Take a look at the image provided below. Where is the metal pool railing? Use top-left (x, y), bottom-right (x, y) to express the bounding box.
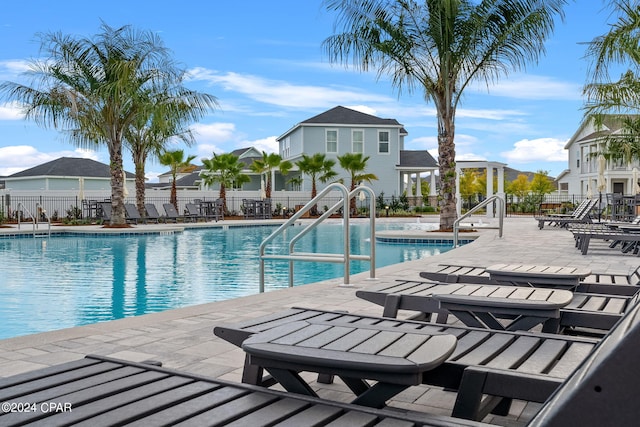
top-left (258, 183), bottom-right (376, 292)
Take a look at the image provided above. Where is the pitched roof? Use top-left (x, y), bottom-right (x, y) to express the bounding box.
top-left (398, 150), bottom-right (438, 168)
top-left (302, 106), bottom-right (404, 128)
top-left (8, 157), bottom-right (134, 178)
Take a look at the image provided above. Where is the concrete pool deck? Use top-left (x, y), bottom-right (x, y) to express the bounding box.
top-left (1, 216), bottom-right (638, 424)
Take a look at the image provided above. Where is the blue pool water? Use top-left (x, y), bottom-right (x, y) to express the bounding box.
top-left (1, 221), bottom-right (454, 339)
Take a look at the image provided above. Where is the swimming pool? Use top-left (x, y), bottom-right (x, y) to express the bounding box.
top-left (1, 221), bottom-right (455, 339)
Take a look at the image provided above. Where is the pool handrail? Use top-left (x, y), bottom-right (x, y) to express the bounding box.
top-left (259, 183), bottom-right (376, 292)
top-left (17, 202), bottom-right (51, 237)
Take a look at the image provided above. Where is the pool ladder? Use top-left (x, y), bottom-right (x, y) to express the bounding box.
top-left (17, 202), bottom-right (51, 237)
top-left (258, 183), bottom-right (376, 292)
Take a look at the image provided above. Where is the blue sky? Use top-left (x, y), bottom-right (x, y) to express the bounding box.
top-left (0, 1), bottom-right (617, 182)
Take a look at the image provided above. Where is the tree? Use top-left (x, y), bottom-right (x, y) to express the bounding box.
top-left (0, 23), bottom-right (193, 225)
top-left (459, 169), bottom-right (480, 210)
top-left (295, 153), bottom-right (338, 215)
top-left (201, 153), bottom-right (250, 214)
top-left (158, 150), bottom-right (197, 210)
top-left (323, 0), bottom-right (566, 229)
top-left (337, 152), bottom-right (378, 215)
top-left (530, 170), bottom-right (555, 198)
top-left (125, 82), bottom-right (217, 217)
top-left (506, 174), bottom-right (531, 202)
top-left (249, 151), bottom-right (292, 198)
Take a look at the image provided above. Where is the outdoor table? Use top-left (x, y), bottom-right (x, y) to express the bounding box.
top-left (241, 320), bottom-right (457, 408)
top-left (432, 287), bottom-right (573, 333)
top-left (485, 263), bottom-right (591, 290)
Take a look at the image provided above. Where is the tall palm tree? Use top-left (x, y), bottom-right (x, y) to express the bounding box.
top-left (250, 151), bottom-right (293, 198)
top-left (201, 153), bottom-right (250, 214)
top-left (158, 150), bottom-right (197, 210)
top-left (323, 0), bottom-right (566, 229)
top-left (125, 83), bottom-right (218, 217)
top-left (295, 153), bottom-right (337, 215)
top-left (583, 1), bottom-right (640, 165)
top-left (0, 23), bottom-right (189, 225)
top-left (337, 152), bottom-right (378, 216)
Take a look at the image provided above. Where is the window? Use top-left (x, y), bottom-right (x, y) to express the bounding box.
top-left (352, 130), bottom-right (364, 153)
top-left (326, 129), bottom-right (338, 153)
top-left (378, 131), bottom-right (389, 154)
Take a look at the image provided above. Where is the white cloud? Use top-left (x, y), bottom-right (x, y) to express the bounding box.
top-left (191, 122), bottom-right (237, 141)
top-left (501, 137), bottom-right (568, 163)
top-left (0, 102), bottom-right (24, 120)
top-left (0, 145), bottom-right (99, 176)
top-left (472, 74), bottom-right (583, 101)
top-left (187, 68), bottom-right (392, 109)
top-left (248, 136), bottom-right (278, 153)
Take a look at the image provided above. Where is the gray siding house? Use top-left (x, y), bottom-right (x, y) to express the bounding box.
top-left (3, 157), bottom-right (133, 192)
top-left (277, 106), bottom-right (438, 200)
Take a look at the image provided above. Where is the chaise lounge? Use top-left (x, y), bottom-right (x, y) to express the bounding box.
top-left (213, 300), bottom-right (640, 422)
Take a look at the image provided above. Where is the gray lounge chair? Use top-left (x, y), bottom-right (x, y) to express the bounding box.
top-left (214, 298), bottom-right (640, 423)
top-left (143, 203), bottom-right (161, 223)
top-left (124, 203), bottom-right (142, 224)
top-left (162, 203), bottom-right (182, 223)
top-left (534, 198), bottom-right (597, 229)
top-left (185, 203), bottom-right (204, 222)
top-left (421, 262), bottom-right (640, 296)
top-left (356, 279), bottom-right (639, 334)
top-left (0, 354), bottom-right (486, 427)
top-left (98, 201), bottom-right (112, 222)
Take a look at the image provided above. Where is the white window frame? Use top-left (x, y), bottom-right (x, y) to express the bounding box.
top-left (326, 129), bottom-right (338, 153)
top-left (378, 130), bottom-right (390, 154)
top-left (352, 129), bottom-right (364, 153)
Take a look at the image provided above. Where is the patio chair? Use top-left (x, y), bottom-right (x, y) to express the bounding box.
top-left (162, 203), bottom-right (182, 223)
top-left (421, 262), bottom-right (640, 296)
top-left (143, 203), bottom-right (161, 223)
top-left (355, 279), bottom-right (639, 335)
top-left (124, 203), bottom-right (142, 224)
top-left (98, 201), bottom-right (112, 222)
top-left (534, 198), bottom-right (597, 229)
top-left (185, 202), bottom-right (205, 222)
top-left (0, 354), bottom-right (486, 427)
top-left (214, 297), bottom-right (640, 423)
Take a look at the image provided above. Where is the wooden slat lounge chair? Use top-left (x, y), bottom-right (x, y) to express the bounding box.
top-left (0, 354), bottom-right (486, 427)
top-left (356, 279), bottom-right (639, 334)
top-left (421, 263), bottom-right (640, 296)
top-left (143, 203), bottom-right (161, 223)
top-left (214, 299), bottom-right (640, 423)
top-left (534, 198), bottom-right (597, 229)
top-left (124, 203), bottom-right (142, 224)
top-left (214, 307), bottom-right (599, 419)
top-left (569, 223), bottom-right (640, 255)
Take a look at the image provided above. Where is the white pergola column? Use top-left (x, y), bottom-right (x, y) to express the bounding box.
top-left (404, 172), bottom-right (412, 196)
top-left (486, 166), bottom-right (494, 218)
top-left (415, 173), bottom-right (422, 197)
top-left (455, 167), bottom-right (462, 216)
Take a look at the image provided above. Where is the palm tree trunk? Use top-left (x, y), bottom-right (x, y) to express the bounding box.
top-left (220, 183), bottom-right (227, 214)
top-left (109, 143), bottom-right (127, 226)
top-left (438, 109), bottom-right (457, 230)
top-left (135, 160), bottom-right (146, 218)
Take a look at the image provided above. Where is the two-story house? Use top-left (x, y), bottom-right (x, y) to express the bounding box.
top-left (277, 106), bottom-right (438, 202)
top-left (558, 115), bottom-right (639, 196)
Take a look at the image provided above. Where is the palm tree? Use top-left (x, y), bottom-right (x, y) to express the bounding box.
top-left (295, 153), bottom-right (337, 215)
top-left (583, 1), bottom-right (640, 164)
top-left (201, 153), bottom-right (250, 214)
top-left (323, 0), bottom-right (566, 229)
top-left (158, 150), bottom-right (197, 210)
top-left (337, 152), bottom-right (378, 216)
top-left (0, 23), bottom-right (190, 225)
top-left (250, 151), bottom-right (293, 198)
top-left (125, 83), bottom-right (218, 217)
